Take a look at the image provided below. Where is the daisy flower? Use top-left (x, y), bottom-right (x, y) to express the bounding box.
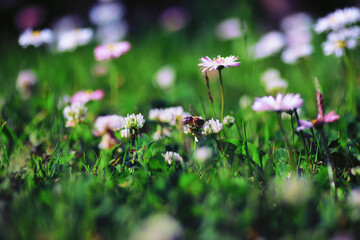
top-left (198, 55), bottom-right (240, 74)
top-left (71, 89), bottom-right (104, 104)
top-left (57, 28), bottom-right (93, 52)
top-left (314, 7), bottom-right (360, 33)
top-left (162, 151), bottom-right (183, 165)
top-left (297, 90), bottom-right (339, 130)
top-left (94, 41), bottom-right (131, 61)
top-left (19, 28), bottom-right (54, 47)
top-left (252, 93), bottom-right (303, 112)
top-left (322, 26), bottom-right (360, 57)
top-left (63, 103), bottom-right (87, 128)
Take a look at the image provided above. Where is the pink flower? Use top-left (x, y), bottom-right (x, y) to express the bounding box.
top-left (94, 41), bottom-right (131, 61)
top-left (252, 93), bottom-right (303, 112)
top-left (71, 89), bottom-right (104, 104)
top-left (198, 55), bottom-right (240, 74)
top-left (297, 90), bottom-right (339, 130)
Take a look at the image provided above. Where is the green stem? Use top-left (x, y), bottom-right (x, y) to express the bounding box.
top-left (218, 69), bottom-right (225, 121)
top-left (294, 110), bottom-right (312, 168)
top-left (277, 113), bottom-right (295, 171)
top-left (319, 127), bottom-right (337, 201)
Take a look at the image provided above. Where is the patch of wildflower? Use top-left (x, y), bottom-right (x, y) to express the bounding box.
top-left (223, 115), bottom-right (235, 127)
top-left (252, 93), bottom-right (303, 112)
top-left (162, 151), bottom-right (183, 165)
top-left (94, 41), bottom-right (131, 61)
top-left (19, 28), bottom-right (54, 47)
top-left (198, 55), bottom-right (240, 74)
top-left (63, 103), bottom-right (87, 128)
top-left (201, 118), bottom-right (223, 135)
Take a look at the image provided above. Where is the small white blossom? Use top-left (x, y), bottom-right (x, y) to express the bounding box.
top-left (253, 31), bottom-right (285, 59)
top-left (223, 116), bottom-right (235, 127)
top-left (202, 118), bottom-right (223, 135)
top-left (63, 103), bottom-right (87, 128)
top-left (239, 95), bottom-right (252, 109)
top-left (148, 106), bottom-right (185, 125)
top-left (125, 113), bottom-right (145, 129)
top-left (162, 151), bottom-right (183, 164)
top-left (19, 28), bottom-right (54, 47)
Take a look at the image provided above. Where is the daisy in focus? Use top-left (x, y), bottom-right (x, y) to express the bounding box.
top-left (19, 28), bottom-right (54, 47)
top-left (198, 55), bottom-right (240, 74)
top-left (94, 41), bottom-right (131, 61)
top-left (71, 89), bottom-right (104, 104)
top-left (252, 93), bottom-right (303, 112)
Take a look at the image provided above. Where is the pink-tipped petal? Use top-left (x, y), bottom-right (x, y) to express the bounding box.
top-left (297, 120), bottom-right (314, 131)
top-left (323, 111), bottom-right (340, 123)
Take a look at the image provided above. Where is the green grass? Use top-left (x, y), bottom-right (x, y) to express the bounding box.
top-left (1, 4), bottom-right (360, 239)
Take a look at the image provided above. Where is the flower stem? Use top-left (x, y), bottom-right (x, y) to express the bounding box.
top-left (218, 69), bottom-right (225, 122)
top-left (204, 72), bottom-right (217, 119)
top-left (319, 127), bottom-right (337, 201)
top-left (294, 110), bottom-right (312, 168)
top-left (277, 112), bottom-right (295, 170)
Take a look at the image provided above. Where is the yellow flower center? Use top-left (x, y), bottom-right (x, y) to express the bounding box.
top-left (108, 43), bottom-right (114, 51)
top-left (215, 58), bottom-right (225, 64)
top-left (336, 40), bottom-right (346, 48)
top-left (32, 31), bottom-right (41, 38)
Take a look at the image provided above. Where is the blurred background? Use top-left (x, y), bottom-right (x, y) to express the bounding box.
top-left (0, 0), bottom-right (357, 37)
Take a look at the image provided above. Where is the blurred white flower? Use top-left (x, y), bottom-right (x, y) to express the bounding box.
top-left (98, 133), bottom-right (119, 150)
top-left (239, 95), bottom-right (252, 109)
top-left (19, 28), bottom-right (54, 47)
top-left (261, 68), bottom-right (288, 92)
top-left (57, 95), bottom-right (71, 109)
top-left (152, 127), bottom-right (171, 140)
top-left (347, 187), bottom-right (360, 220)
top-left (202, 118), bottom-right (223, 135)
top-left (57, 28), bottom-right (93, 52)
top-left (270, 177), bottom-right (312, 205)
top-left (223, 115), bottom-right (235, 127)
top-left (149, 106), bottom-right (185, 126)
top-left (253, 31), bottom-right (285, 59)
top-left (162, 151), bottom-right (183, 165)
top-left (96, 20), bottom-right (128, 44)
top-left (314, 7), bottom-right (360, 33)
top-left (195, 146), bottom-right (212, 163)
top-left (215, 18), bottom-right (245, 40)
top-left (281, 13), bottom-right (312, 32)
top-left (93, 115), bottom-right (125, 136)
top-left (63, 103), bottom-right (87, 128)
top-left (322, 26), bottom-right (360, 57)
top-left (155, 65), bottom-right (175, 89)
top-left (16, 70), bottom-right (37, 98)
top-left (281, 44), bottom-right (313, 64)
top-left (125, 113), bottom-right (145, 129)
top-left (129, 213), bottom-right (183, 240)
top-left (89, 1), bottom-right (125, 26)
